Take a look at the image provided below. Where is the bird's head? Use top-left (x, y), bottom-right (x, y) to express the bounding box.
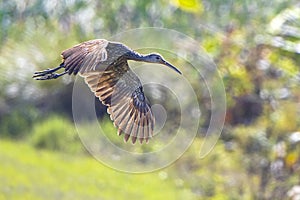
top-left (145, 53), bottom-right (182, 75)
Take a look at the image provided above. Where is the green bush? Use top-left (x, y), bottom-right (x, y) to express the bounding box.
top-left (0, 106), bottom-right (38, 139)
top-left (30, 115), bottom-right (83, 153)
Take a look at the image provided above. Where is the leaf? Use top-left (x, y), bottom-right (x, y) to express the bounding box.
top-left (171, 0), bottom-right (203, 13)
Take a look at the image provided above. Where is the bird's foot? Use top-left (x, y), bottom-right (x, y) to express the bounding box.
top-left (33, 73), bottom-right (60, 80)
top-left (33, 68), bottom-right (56, 76)
top-left (32, 64), bottom-right (66, 80)
top-left (32, 64), bottom-right (67, 80)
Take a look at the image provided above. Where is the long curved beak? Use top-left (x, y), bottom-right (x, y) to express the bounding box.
top-left (162, 60), bottom-right (182, 75)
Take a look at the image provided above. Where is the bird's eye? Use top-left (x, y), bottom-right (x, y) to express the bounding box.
top-left (155, 56), bottom-right (160, 60)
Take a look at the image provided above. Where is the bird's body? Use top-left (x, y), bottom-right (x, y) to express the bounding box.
top-left (33, 39), bottom-right (181, 144)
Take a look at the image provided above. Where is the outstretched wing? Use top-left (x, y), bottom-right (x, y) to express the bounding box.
top-left (61, 39), bottom-right (110, 75)
top-left (61, 39), bottom-right (131, 75)
top-left (80, 61), bottom-right (155, 144)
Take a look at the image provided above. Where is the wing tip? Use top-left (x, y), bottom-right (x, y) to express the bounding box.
top-left (121, 133), bottom-right (151, 144)
top-left (131, 136), bottom-right (137, 144)
top-left (117, 129), bottom-right (122, 136)
top-left (123, 134), bottom-right (138, 145)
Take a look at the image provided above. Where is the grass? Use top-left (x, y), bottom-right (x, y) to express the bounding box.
top-left (0, 139), bottom-right (196, 200)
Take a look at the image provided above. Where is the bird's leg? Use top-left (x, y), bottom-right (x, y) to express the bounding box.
top-left (33, 63), bottom-right (67, 80)
top-left (34, 71), bottom-right (68, 80)
top-left (33, 63), bottom-right (63, 76)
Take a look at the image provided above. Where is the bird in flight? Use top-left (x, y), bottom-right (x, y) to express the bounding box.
top-left (33, 39), bottom-right (181, 144)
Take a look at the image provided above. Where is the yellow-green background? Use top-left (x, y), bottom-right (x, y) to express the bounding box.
top-left (1, 0), bottom-right (300, 199)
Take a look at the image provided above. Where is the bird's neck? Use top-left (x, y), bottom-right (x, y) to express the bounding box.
top-left (125, 51), bottom-right (149, 62)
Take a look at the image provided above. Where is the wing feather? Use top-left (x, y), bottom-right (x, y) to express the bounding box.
top-left (62, 39), bottom-right (109, 74)
top-left (81, 62), bottom-right (154, 144)
top-left (61, 39), bottom-right (133, 75)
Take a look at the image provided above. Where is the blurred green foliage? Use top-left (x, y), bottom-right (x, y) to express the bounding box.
top-left (0, 105), bottom-right (38, 139)
top-left (0, 0), bottom-right (300, 199)
top-left (30, 115), bottom-right (82, 153)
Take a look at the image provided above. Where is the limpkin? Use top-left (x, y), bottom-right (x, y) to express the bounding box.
top-left (33, 39), bottom-right (181, 144)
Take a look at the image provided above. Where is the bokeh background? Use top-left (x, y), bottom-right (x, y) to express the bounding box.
top-left (1, 0), bottom-right (300, 199)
